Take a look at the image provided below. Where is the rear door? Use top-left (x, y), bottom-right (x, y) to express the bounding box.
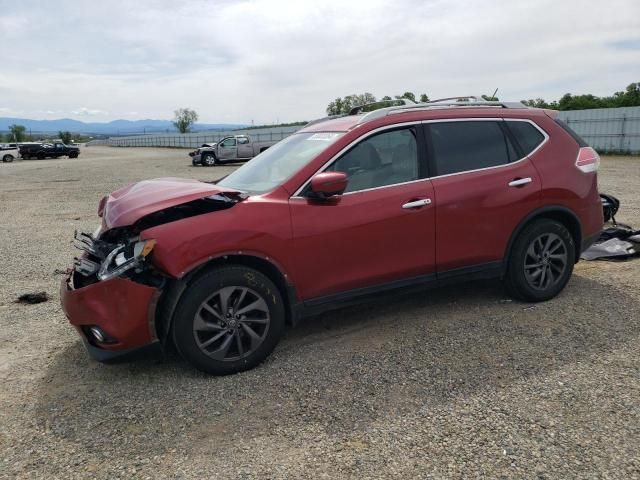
top-left (289, 125), bottom-right (436, 300)
top-left (236, 136), bottom-right (253, 158)
top-left (424, 119), bottom-right (544, 273)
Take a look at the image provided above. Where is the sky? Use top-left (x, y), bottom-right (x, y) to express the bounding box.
top-left (1, 0), bottom-right (639, 124)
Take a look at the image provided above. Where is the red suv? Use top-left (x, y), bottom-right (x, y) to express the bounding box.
top-left (61, 98), bottom-right (603, 374)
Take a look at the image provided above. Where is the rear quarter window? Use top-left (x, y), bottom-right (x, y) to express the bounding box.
top-left (506, 120), bottom-right (546, 155)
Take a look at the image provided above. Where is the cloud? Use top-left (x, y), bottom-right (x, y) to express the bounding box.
top-left (71, 107), bottom-right (109, 116)
top-left (0, 0), bottom-right (639, 123)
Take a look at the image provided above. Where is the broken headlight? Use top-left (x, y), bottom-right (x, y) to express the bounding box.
top-left (97, 239), bottom-right (156, 281)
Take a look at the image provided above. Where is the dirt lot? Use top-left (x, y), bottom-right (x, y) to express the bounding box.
top-left (1, 147), bottom-right (639, 479)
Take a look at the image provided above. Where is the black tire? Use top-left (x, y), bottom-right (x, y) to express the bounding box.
top-left (172, 266), bottom-right (285, 375)
top-left (37, 151), bottom-right (45, 160)
top-left (202, 153), bottom-right (217, 166)
top-left (505, 219), bottom-right (575, 302)
top-left (69, 153), bottom-right (78, 159)
top-left (2, 154), bottom-right (14, 163)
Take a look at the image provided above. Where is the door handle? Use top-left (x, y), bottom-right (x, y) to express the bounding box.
top-left (402, 198), bottom-right (432, 209)
top-left (508, 177), bottom-right (532, 187)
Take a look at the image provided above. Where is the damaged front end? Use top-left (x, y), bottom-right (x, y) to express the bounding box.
top-left (62, 187), bottom-right (245, 359)
top-left (73, 230), bottom-right (158, 284)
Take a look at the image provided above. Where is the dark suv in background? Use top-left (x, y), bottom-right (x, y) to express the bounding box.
top-left (62, 97), bottom-right (603, 374)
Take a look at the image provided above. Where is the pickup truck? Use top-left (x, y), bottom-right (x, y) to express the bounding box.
top-left (189, 135), bottom-right (276, 166)
top-left (20, 142), bottom-right (80, 159)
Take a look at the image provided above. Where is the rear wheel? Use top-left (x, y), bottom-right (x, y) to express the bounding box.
top-left (173, 266), bottom-right (285, 375)
top-left (202, 153), bottom-right (217, 166)
top-left (505, 219), bottom-right (575, 302)
top-left (2, 154), bottom-right (14, 163)
top-left (37, 151), bottom-right (45, 160)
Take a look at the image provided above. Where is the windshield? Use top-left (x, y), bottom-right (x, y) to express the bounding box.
top-left (217, 132), bottom-right (344, 194)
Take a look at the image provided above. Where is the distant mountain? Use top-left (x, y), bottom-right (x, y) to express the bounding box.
top-left (0, 117), bottom-right (248, 135)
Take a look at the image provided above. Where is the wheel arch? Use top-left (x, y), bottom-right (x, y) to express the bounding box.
top-left (154, 253), bottom-right (299, 348)
top-left (503, 205), bottom-right (583, 272)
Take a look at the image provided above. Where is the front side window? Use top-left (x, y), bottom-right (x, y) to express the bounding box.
top-left (428, 121), bottom-right (516, 176)
top-left (217, 132), bottom-right (344, 194)
top-left (328, 127), bottom-right (419, 193)
top-left (221, 138), bottom-right (237, 147)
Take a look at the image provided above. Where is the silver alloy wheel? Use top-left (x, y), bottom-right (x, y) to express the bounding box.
top-left (193, 286), bottom-right (270, 361)
top-left (523, 233), bottom-right (568, 290)
top-left (203, 154), bottom-right (216, 166)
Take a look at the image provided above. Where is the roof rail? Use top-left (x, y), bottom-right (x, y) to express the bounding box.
top-left (357, 96), bottom-right (526, 124)
top-left (304, 96), bottom-right (526, 129)
top-left (348, 98), bottom-right (416, 115)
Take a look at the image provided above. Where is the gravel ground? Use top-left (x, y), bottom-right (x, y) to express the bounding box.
top-left (1, 147), bottom-right (639, 479)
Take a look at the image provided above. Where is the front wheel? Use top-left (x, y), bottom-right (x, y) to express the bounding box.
top-left (505, 219), bottom-right (575, 302)
top-left (202, 153), bottom-right (216, 166)
top-left (2, 154), bottom-right (14, 163)
top-left (173, 266), bottom-right (285, 375)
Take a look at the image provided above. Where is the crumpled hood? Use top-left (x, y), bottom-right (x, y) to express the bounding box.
top-left (102, 177), bottom-right (239, 228)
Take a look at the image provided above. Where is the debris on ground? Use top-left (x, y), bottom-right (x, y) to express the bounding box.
top-left (15, 291), bottom-right (50, 304)
top-left (581, 193), bottom-right (640, 261)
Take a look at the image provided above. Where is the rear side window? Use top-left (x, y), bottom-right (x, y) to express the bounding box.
top-left (506, 120), bottom-right (545, 155)
top-left (428, 121), bottom-right (516, 176)
top-left (555, 119), bottom-right (588, 147)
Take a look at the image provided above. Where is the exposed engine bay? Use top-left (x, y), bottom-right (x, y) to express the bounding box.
top-left (72, 192), bottom-right (243, 288)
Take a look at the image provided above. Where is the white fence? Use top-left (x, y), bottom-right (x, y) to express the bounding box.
top-left (107, 125), bottom-right (301, 148)
top-left (559, 107), bottom-right (640, 154)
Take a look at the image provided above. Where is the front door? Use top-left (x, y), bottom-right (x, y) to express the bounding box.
top-left (289, 125), bottom-right (436, 300)
top-left (218, 138), bottom-right (237, 160)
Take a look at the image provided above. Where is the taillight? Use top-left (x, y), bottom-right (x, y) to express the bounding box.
top-left (575, 147), bottom-right (600, 173)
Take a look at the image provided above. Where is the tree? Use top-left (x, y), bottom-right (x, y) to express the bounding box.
top-left (173, 108), bottom-right (199, 133)
top-left (395, 91), bottom-right (416, 102)
top-left (481, 94), bottom-right (499, 101)
top-left (419, 93), bottom-right (430, 103)
top-left (326, 93), bottom-right (377, 115)
top-left (9, 124), bottom-right (26, 142)
top-left (58, 131), bottom-right (72, 144)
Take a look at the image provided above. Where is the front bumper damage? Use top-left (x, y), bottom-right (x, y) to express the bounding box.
top-left (61, 270), bottom-right (161, 361)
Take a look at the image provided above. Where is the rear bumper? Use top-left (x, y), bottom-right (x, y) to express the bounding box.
top-left (60, 271), bottom-right (160, 355)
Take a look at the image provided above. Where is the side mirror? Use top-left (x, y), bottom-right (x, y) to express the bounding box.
top-left (308, 171), bottom-right (348, 199)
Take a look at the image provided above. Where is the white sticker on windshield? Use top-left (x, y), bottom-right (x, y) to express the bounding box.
top-left (308, 133), bottom-right (341, 141)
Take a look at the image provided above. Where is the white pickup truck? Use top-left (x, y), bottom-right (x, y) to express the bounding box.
top-left (189, 135), bottom-right (277, 166)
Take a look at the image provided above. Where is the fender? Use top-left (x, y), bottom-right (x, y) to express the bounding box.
top-left (502, 204), bottom-right (583, 273)
top-left (154, 251), bottom-right (300, 343)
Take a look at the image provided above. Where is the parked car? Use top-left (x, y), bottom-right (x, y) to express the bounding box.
top-left (20, 142), bottom-right (79, 159)
top-left (61, 97), bottom-right (603, 375)
top-left (190, 135), bottom-right (277, 166)
top-left (1, 145), bottom-right (19, 162)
